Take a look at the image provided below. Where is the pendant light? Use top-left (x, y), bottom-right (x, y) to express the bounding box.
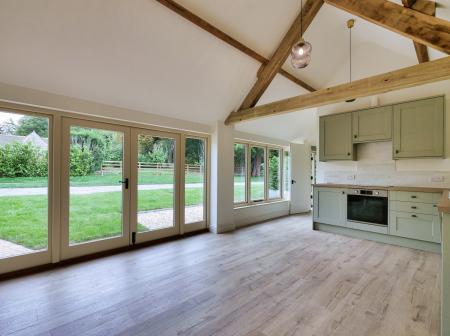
top-left (346, 19), bottom-right (356, 103)
top-left (290, 0), bottom-right (312, 69)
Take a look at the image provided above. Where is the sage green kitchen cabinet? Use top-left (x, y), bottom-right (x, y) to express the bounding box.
top-left (389, 211), bottom-right (441, 243)
top-left (393, 96), bottom-right (445, 159)
top-left (352, 106), bottom-right (392, 143)
top-left (313, 187), bottom-right (346, 227)
top-left (319, 113), bottom-right (354, 161)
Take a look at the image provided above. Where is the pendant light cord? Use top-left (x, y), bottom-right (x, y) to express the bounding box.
top-left (300, 0), bottom-right (303, 38)
top-left (349, 22), bottom-right (352, 83)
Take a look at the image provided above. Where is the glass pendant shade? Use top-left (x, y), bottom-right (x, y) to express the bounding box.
top-left (290, 38), bottom-right (312, 69)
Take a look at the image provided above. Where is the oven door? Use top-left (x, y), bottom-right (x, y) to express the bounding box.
top-left (347, 195), bottom-right (388, 226)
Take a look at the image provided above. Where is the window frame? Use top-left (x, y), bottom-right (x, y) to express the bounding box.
top-left (234, 140), bottom-right (285, 207)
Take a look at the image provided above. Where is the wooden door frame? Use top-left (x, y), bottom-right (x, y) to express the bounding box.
top-left (60, 117), bottom-right (131, 260)
top-left (130, 128), bottom-right (181, 243)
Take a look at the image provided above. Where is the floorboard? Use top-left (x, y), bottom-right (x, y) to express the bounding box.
top-left (0, 214), bottom-right (441, 336)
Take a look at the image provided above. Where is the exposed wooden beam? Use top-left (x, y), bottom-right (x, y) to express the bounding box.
top-left (403, 0), bottom-right (436, 63)
top-left (225, 56), bottom-right (450, 124)
top-left (324, 0), bottom-right (450, 54)
top-left (238, 0), bottom-right (323, 110)
top-left (155, 0), bottom-right (315, 92)
top-left (401, 0), bottom-right (416, 7)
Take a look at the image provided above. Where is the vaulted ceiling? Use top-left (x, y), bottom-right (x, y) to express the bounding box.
top-left (0, 0), bottom-right (449, 143)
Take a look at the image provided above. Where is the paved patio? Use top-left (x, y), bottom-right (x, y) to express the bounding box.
top-left (0, 239), bottom-right (34, 259)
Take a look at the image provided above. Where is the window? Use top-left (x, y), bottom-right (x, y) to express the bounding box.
top-left (184, 137), bottom-right (206, 224)
top-left (268, 148), bottom-right (281, 199)
top-left (250, 146), bottom-right (265, 202)
top-left (234, 143), bottom-right (247, 203)
top-left (234, 141), bottom-right (287, 206)
top-left (283, 150), bottom-right (291, 200)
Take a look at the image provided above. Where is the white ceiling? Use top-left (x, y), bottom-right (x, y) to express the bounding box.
top-left (0, 0), bottom-right (448, 143)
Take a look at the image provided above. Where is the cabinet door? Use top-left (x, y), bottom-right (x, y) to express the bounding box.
top-left (393, 97), bottom-right (444, 159)
top-left (352, 106), bottom-right (392, 143)
top-left (319, 113), bottom-right (354, 161)
top-left (313, 188), bottom-right (346, 226)
top-left (389, 211), bottom-right (441, 243)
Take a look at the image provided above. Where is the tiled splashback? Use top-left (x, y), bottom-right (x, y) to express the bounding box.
top-left (317, 141), bottom-right (450, 188)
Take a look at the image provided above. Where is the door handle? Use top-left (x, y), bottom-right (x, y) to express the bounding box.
top-left (119, 178), bottom-right (129, 189)
top-left (291, 179), bottom-right (297, 185)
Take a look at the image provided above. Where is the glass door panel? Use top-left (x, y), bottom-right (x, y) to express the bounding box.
top-left (131, 130), bottom-right (180, 242)
top-left (0, 111), bottom-right (50, 261)
top-left (184, 137), bottom-right (206, 229)
top-left (61, 119), bottom-right (130, 259)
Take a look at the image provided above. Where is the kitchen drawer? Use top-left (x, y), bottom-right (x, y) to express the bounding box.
top-left (390, 200), bottom-right (437, 215)
top-left (390, 191), bottom-right (435, 203)
top-left (389, 211), bottom-right (441, 243)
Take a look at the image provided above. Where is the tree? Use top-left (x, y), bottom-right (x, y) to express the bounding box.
top-left (16, 116), bottom-right (48, 137)
top-left (0, 118), bottom-right (17, 135)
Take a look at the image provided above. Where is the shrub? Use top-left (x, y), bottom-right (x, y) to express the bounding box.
top-left (0, 142), bottom-right (48, 178)
top-left (70, 145), bottom-right (94, 176)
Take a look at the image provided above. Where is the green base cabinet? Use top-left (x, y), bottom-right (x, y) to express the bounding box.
top-left (319, 113), bottom-right (354, 161)
top-left (313, 187), bottom-right (346, 226)
top-left (352, 106), bottom-right (392, 143)
top-left (393, 96), bottom-right (445, 159)
top-left (389, 211), bottom-right (441, 243)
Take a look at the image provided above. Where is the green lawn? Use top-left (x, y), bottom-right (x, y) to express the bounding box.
top-left (0, 188), bottom-right (203, 249)
top-left (0, 170), bottom-right (203, 188)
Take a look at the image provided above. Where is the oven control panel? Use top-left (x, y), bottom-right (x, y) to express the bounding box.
top-left (346, 189), bottom-right (388, 197)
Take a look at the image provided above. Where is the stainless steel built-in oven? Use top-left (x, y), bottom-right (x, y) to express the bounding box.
top-left (346, 189), bottom-right (388, 226)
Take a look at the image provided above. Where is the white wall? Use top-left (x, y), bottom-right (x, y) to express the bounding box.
top-left (316, 80), bottom-right (450, 188)
top-left (0, 82), bottom-right (212, 134)
top-left (234, 201), bottom-right (290, 228)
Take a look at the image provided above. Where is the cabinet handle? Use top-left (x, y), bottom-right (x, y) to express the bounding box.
top-left (347, 152), bottom-right (351, 156)
top-left (412, 214), bottom-right (417, 218)
top-left (395, 150), bottom-right (399, 154)
top-left (354, 135), bottom-right (357, 139)
top-left (411, 206), bottom-right (417, 209)
top-left (411, 195), bottom-right (417, 199)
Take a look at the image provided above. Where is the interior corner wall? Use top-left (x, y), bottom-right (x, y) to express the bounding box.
top-left (210, 122), bottom-right (235, 233)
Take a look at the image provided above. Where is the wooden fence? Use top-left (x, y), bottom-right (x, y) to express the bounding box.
top-left (101, 161), bottom-right (203, 175)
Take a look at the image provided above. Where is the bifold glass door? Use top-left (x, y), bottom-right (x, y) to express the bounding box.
top-left (61, 118), bottom-right (130, 259)
top-left (1, 113), bottom-right (208, 269)
top-left (0, 109), bottom-right (52, 273)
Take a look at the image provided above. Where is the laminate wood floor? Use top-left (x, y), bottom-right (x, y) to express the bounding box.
top-left (0, 214), bottom-right (441, 336)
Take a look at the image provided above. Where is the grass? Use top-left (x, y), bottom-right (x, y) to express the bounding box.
top-left (0, 170), bottom-right (203, 188)
top-left (0, 188), bottom-right (203, 249)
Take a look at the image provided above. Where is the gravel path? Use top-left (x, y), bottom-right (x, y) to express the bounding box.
top-left (0, 183), bottom-right (207, 197)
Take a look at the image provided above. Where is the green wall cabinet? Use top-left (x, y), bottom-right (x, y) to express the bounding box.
top-left (319, 113), bottom-right (354, 161)
top-left (393, 96), bottom-right (445, 159)
top-left (313, 187), bottom-right (346, 226)
top-left (352, 106), bottom-right (392, 143)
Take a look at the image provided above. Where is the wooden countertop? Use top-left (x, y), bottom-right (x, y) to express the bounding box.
top-left (313, 183), bottom-right (448, 193)
top-left (438, 190), bottom-right (450, 214)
